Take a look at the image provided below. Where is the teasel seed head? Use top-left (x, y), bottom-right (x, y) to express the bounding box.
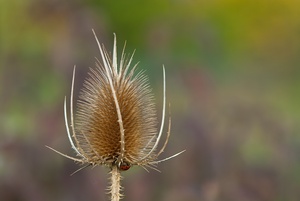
top-left (47, 29), bottom-right (185, 200)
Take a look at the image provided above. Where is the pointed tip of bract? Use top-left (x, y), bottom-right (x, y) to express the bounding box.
top-left (112, 33), bottom-right (118, 75)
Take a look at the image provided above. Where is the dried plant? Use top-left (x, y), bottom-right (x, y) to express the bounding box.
top-left (47, 30), bottom-right (184, 201)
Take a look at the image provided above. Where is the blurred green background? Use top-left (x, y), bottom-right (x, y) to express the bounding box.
top-left (1, 0), bottom-right (300, 201)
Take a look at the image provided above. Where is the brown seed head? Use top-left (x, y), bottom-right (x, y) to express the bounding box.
top-left (75, 42), bottom-right (157, 168)
top-left (47, 30), bottom-right (185, 173)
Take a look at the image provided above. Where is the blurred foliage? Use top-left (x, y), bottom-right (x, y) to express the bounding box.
top-left (1, 0), bottom-right (300, 201)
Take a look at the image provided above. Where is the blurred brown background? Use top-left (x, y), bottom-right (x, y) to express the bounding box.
top-left (1, 0), bottom-right (300, 201)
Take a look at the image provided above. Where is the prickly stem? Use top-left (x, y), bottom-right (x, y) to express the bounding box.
top-left (109, 166), bottom-right (122, 201)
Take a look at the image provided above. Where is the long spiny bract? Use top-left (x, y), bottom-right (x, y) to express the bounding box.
top-left (93, 30), bottom-right (126, 165)
top-left (67, 67), bottom-right (87, 158)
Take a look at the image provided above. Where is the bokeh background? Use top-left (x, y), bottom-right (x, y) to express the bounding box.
top-left (1, 0), bottom-right (300, 201)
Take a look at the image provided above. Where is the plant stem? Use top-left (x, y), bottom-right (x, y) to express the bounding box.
top-left (110, 166), bottom-right (122, 201)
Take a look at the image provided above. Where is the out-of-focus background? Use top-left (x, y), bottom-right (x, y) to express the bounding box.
top-left (1, 0), bottom-right (300, 201)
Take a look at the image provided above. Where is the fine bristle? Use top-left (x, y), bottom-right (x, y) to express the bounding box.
top-left (75, 43), bottom-right (157, 165)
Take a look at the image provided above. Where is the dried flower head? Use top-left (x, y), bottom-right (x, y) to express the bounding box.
top-left (47, 30), bottom-right (184, 200)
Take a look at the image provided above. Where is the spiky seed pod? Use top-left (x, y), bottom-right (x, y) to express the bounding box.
top-left (47, 30), bottom-right (184, 201)
top-left (75, 38), bottom-right (158, 169)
